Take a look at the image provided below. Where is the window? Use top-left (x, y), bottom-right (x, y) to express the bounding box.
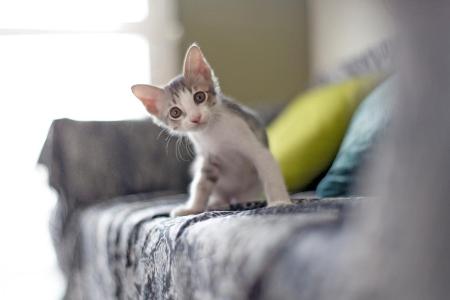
top-left (0, 0), bottom-right (151, 122)
top-left (0, 1), bottom-right (180, 298)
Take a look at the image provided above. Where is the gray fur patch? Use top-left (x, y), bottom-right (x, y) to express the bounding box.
top-left (222, 97), bottom-right (269, 147)
top-left (166, 75), bottom-right (217, 99)
top-left (166, 75), bottom-right (190, 98)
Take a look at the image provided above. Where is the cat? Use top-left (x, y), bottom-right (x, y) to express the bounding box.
top-left (131, 43), bottom-right (291, 216)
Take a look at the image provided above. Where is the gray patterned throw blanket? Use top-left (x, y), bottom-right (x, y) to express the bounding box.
top-left (66, 193), bottom-right (358, 300)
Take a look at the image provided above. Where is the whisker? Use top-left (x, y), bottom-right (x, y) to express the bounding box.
top-left (183, 136), bottom-right (195, 159)
top-left (176, 136), bottom-right (183, 161)
top-left (178, 137), bottom-right (184, 161)
top-left (165, 132), bottom-right (171, 142)
top-left (165, 134), bottom-right (173, 155)
top-left (156, 128), bottom-right (166, 140)
top-left (186, 140), bottom-right (193, 159)
top-left (177, 136), bottom-right (191, 162)
top-left (174, 137), bottom-right (180, 161)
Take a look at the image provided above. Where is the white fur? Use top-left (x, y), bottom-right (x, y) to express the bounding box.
top-left (170, 89), bottom-right (213, 132)
top-left (170, 95), bottom-right (291, 217)
top-left (132, 43), bottom-right (291, 217)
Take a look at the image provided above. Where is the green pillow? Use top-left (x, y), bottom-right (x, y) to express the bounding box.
top-left (267, 77), bottom-right (377, 191)
top-left (316, 78), bottom-right (394, 197)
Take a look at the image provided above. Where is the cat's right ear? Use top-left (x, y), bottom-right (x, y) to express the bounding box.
top-left (131, 84), bottom-right (165, 117)
top-left (183, 43), bottom-right (213, 84)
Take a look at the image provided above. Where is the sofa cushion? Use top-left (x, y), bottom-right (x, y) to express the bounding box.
top-left (267, 77), bottom-right (378, 192)
top-left (317, 78), bottom-right (394, 197)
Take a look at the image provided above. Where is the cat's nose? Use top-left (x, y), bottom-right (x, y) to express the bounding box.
top-left (190, 115), bottom-right (202, 124)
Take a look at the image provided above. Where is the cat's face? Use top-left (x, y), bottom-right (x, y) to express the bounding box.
top-left (131, 44), bottom-right (220, 133)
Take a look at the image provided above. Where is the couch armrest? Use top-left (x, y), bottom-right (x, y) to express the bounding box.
top-left (38, 118), bottom-right (191, 209)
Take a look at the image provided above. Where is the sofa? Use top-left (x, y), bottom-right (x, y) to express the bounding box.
top-left (39, 41), bottom-right (392, 300)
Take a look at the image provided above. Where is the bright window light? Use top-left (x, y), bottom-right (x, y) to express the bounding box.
top-left (0, 33), bottom-right (150, 166)
top-left (0, 34), bottom-right (150, 121)
top-left (0, 0), bottom-right (148, 30)
top-left (0, 1), bottom-right (152, 299)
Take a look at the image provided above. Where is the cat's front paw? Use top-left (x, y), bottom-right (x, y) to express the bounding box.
top-left (170, 205), bottom-right (204, 217)
top-left (267, 198), bottom-right (293, 207)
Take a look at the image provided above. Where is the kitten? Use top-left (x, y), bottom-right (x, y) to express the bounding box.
top-left (131, 43), bottom-right (291, 216)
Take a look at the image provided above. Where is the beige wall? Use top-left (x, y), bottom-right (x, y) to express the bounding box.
top-left (177, 0), bottom-right (308, 105)
top-left (308, 0), bottom-right (394, 77)
top-left (174, 1), bottom-right (393, 103)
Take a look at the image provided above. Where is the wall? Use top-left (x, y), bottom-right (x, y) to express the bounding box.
top-left (177, 0), bottom-right (308, 105)
top-left (308, 0), bottom-right (394, 77)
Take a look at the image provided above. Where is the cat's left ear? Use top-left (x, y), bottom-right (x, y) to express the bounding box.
top-left (131, 84), bottom-right (165, 117)
top-left (183, 43), bottom-right (213, 83)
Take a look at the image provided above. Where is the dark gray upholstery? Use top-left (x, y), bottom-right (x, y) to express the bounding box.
top-left (38, 118), bottom-right (192, 206)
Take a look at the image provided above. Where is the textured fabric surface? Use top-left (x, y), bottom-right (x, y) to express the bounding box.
top-left (317, 78), bottom-right (394, 197)
top-left (64, 194), bottom-right (360, 300)
top-left (38, 118), bottom-right (193, 206)
top-left (268, 77), bottom-right (378, 191)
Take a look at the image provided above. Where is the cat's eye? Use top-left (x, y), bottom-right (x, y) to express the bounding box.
top-left (193, 91), bottom-right (207, 104)
top-left (169, 107), bottom-right (183, 119)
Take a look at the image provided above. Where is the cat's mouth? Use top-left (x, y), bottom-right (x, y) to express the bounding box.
top-left (190, 121), bottom-right (208, 131)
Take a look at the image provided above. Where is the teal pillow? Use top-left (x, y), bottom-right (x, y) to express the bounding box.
top-left (268, 77), bottom-right (378, 191)
top-left (316, 78), bottom-right (395, 197)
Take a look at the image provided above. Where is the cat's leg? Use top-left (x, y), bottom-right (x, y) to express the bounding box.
top-left (233, 180), bottom-right (263, 204)
top-left (250, 147), bottom-right (292, 206)
top-left (171, 156), bottom-right (220, 217)
top-left (206, 192), bottom-right (230, 211)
